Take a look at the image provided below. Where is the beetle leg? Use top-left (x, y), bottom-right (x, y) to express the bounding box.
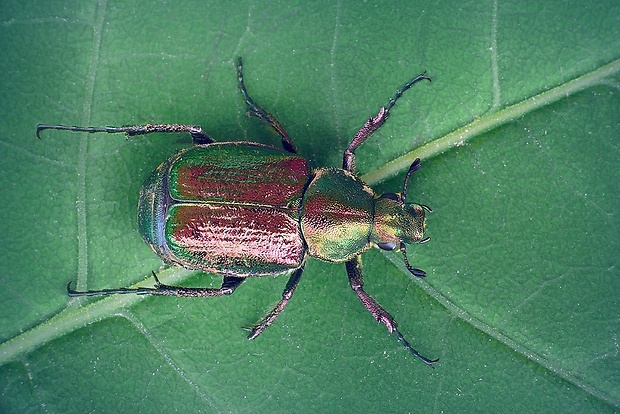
top-left (343, 108), bottom-right (387, 172)
top-left (346, 258), bottom-right (398, 332)
top-left (36, 123), bottom-right (214, 145)
top-left (343, 72), bottom-right (430, 172)
top-left (235, 57), bottom-right (298, 154)
top-left (67, 271), bottom-right (245, 297)
top-left (345, 257), bottom-right (437, 366)
top-left (246, 266), bottom-right (304, 340)
top-left (145, 273), bottom-right (246, 297)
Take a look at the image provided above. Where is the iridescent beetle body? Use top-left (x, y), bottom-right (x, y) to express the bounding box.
top-left (37, 58), bottom-right (436, 365)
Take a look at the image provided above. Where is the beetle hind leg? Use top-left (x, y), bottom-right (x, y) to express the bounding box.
top-left (235, 57), bottom-right (297, 154)
top-left (36, 123), bottom-right (214, 145)
top-left (345, 257), bottom-right (437, 366)
top-left (67, 271), bottom-right (245, 298)
top-left (146, 273), bottom-right (246, 297)
top-left (246, 266), bottom-right (304, 340)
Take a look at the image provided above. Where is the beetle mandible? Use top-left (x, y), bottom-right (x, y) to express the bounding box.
top-left (37, 57), bottom-right (436, 366)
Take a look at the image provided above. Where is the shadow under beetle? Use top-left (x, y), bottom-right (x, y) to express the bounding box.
top-left (37, 57), bottom-right (437, 366)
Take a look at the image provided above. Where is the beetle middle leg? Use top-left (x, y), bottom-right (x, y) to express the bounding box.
top-left (345, 257), bottom-right (437, 366)
top-left (246, 265), bottom-right (304, 340)
top-left (67, 271), bottom-right (245, 297)
top-left (235, 57), bottom-right (297, 154)
top-left (343, 72), bottom-right (430, 172)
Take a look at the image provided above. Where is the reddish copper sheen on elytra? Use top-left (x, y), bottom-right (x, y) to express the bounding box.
top-left (173, 157), bottom-right (308, 206)
top-left (169, 204), bottom-right (305, 272)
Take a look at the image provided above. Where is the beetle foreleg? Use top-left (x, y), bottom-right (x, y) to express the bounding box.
top-left (235, 57), bottom-right (297, 154)
top-left (345, 257), bottom-right (437, 366)
top-left (246, 266), bottom-right (304, 340)
top-left (343, 108), bottom-right (389, 172)
top-left (343, 72), bottom-right (430, 172)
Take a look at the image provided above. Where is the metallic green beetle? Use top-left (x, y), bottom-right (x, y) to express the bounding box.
top-left (37, 58), bottom-right (436, 365)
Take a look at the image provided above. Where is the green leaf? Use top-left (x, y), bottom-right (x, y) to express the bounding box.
top-left (1, 0), bottom-right (618, 412)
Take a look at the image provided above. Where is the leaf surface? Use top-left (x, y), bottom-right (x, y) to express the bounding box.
top-left (1, 0), bottom-right (618, 412)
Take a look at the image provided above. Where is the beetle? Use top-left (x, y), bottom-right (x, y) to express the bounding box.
top-left (37, 57), bottom-right (436, 365)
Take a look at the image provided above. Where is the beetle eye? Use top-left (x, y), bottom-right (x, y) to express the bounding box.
top-left (378, 193), bottom-right (400, 201)
top-left (377, 241), bottom-right (397, 251)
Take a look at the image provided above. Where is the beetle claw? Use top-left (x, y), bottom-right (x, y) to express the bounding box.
top-left (150, 270), bottom-right (162, 287)
top-left (243, 325), bottom-right (265, 340)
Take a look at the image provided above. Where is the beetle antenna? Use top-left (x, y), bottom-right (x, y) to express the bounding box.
top-left (400, 242), bottom-right (426, 278)
top-left (400, 158), bottom-right (421, 203)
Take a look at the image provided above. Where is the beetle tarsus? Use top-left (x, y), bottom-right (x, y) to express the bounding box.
top-left (246, 266), bottom-right (304, 340)
top-left (394, 328), bottom-right (438, 367)
top-left (66, 279), bottom-right (158, 296)
top-left (66, 272), bottom-right (247, 297)
top-left (385, 72), bottom-right (431, 113)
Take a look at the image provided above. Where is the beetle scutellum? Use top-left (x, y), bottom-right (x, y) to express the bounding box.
top-left (37, 58), bottom-right (436, 366)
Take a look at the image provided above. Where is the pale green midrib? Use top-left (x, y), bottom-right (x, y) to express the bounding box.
top-left (0, 268), bottom-right (192, 364)
top-left (0, 58), bottom-right (618, 367)
top-left (362, 58), bottom-right (620, 186)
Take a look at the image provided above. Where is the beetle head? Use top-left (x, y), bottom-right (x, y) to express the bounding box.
top-left (371, 196), bottom-right (428, 247)
top-left (369, 158), bottom-right (430, 277)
